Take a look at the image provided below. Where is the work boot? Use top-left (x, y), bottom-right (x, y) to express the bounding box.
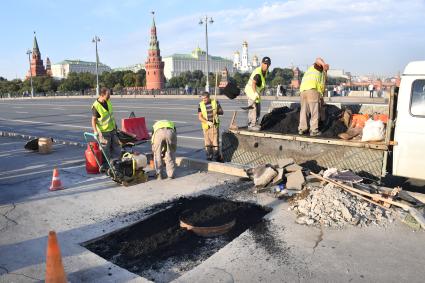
top-left (248, 125), bottom-right (260, 131)
top-left (310, 131), bottom-right (322, 137)
top-left (206, 152), bottom-right (213, 161)
top-left (99, 163), bottom-right (109, 173)
top-left (212, 150), bottom-right (220, 162)
top-left (298, 129), bottom-right (307, 135)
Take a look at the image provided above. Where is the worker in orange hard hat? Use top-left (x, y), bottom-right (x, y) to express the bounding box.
top-left (298, 58), bottom-right (329, 136)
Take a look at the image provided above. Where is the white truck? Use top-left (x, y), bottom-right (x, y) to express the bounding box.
top-left (222, 61), bottom-right (425, 182)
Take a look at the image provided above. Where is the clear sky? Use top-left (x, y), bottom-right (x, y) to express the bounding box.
top-left (1, 0), bottom-right (424, 79)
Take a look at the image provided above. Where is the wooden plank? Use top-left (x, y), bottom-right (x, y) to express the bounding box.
top-left (176, 157), bottom-right (249, 177)
top-left (310, 172), bottom-right (410, 209)
top-left (231, 129), bottom-right (388, 150)
top-left (310, 172), bottom-right (425, 229)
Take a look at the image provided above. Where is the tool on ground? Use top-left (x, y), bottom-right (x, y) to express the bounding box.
top-left (84, 132), bottom-right (149, 186)
top-left (49, 168), bottom-right (64, 191)
top-left (45, 231), bottom-right (67, 283)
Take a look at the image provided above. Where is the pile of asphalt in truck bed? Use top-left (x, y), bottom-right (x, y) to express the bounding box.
top-left (260, 105), bottom-right (347, 138)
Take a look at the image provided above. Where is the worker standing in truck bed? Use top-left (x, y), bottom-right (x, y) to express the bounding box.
top-left (244, 56), bottom-right (271, 131)
top-left (298, 58), bottom-right (329, 137)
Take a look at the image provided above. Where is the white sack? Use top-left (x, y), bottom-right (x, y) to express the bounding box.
top-left (361, 119), bottom-right (385, 142)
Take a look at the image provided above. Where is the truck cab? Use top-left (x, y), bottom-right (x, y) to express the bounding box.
top-left (393, 61), bottom-right (425, 179)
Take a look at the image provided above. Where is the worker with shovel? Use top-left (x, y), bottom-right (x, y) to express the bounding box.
top-left (298, 58), bottom-right (329, 136)
top-left (151, 120), bottom-right (177, 180)
top-left (244, 56), bottom-right (271, 131)
top-left (91, 87), bottom-right (120, 171)
top-left (198, 91), bottom-right (224, 161)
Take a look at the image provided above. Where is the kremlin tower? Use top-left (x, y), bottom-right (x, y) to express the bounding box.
top-left (28, 32), bottom-right (49, 77)
top-left (46, 57), bottom-right (52, 76)
top-left (145, 11), bottom-right (165, 90)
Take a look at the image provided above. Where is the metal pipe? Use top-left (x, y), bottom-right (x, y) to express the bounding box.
top-left (26, 50), bottom-right (34, 98)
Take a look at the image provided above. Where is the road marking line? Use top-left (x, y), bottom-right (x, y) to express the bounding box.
top-left (155, 120), bottom-right (187, 124)
top-left (15, 111), bottom-right (29, 114)
top-left (0, 117), bottom-right (92, 130)
top-left (178, 135), bottom-right (203, 140)
top-left (68, 114), bottom-right (88, 117)
top-left (0, 102), bottom-right (197, 111)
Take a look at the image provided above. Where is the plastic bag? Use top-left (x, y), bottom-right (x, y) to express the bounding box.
top-left (361, 119), bottom-right (385, 142)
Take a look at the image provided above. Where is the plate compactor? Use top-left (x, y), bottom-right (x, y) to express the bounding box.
top-left (84, 131), bottom-right (150, 186)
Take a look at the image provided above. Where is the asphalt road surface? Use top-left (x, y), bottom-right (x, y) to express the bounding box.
top-left (0, 97), bottom-right (272, 158)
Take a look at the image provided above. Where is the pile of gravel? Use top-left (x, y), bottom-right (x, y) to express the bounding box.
top-left (289, 183), bottom-right (394, 228)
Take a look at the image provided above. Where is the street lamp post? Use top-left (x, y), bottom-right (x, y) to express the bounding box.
top-left (199, 16), bottom-right (214, 92)
top-left (92, 36), bottom-right (100, 96)
top-left (26, 49), bottom-right (34, 98)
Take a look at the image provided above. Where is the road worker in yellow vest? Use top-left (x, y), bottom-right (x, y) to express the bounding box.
top-left (198, 92), bottom-right (224, 161)
top-left (244, 56), bottom-right (271, 131)
top-left (151, 120), bottom-right (177, 180)
top-left (91, 87), bottom-right (120, 170)
top-left (298, 58), bottom-right (329, 136)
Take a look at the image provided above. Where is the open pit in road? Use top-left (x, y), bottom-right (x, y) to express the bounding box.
top-left (83, 195), bottom-right (271, 282)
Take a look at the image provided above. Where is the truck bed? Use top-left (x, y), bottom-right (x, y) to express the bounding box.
top-left (222, 100), bottom-right (393, 180)
top-left (222, 128), bottom-right (388, 180)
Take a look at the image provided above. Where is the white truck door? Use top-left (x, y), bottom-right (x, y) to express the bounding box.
top-left (393, 71), bottom-right (425, 180)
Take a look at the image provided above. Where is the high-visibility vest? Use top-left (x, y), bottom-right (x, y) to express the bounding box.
top-left (244, 67), bottom-right (267, 103)
top-left (151, 120), bottom-right (175, 144)
top-left (300, 65), bottom-right (326, 95)
top-left (199, 99), bottom-right (220, 130)
top-left (92, 100), bottom-right (116, 132)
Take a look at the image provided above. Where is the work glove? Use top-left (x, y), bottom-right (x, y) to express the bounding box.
top-left (97, 132), bottom-right (107, 145)
top-left (207, 121), bottom-right (214, 127)
top-left (255, 93), bottom-right (261, 102)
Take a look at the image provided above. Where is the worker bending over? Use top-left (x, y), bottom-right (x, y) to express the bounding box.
top-left (198, 92), bottom-right (223, 161)
top-left (298, 58), bottom-right (329, 136)
top-left (91, 87), bottom-right (120, 171)
top-left (151, 120), bottom-right (177, 180)
top-left (244, 56), bottom-right (271, 130)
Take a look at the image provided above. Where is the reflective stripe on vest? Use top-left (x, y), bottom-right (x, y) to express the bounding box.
top-left (92, 100), bottom-right (116, 132)
top-left (244, 67), bottom-right (266, 103)
top-left (151, 120), bottom-right (175, 143)
top-left (300, 65), bottom-right (326, 94)
top-left (199, 99), bottom-right (220, 130)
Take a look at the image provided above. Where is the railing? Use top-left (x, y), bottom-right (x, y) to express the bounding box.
top-left (2, 84), bottom-right (391, 99)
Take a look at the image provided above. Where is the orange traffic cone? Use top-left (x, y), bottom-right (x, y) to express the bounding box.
top-left (45, 231), bottom-right (67, 283)
top-left (49, 168), bottom-right (64, 191)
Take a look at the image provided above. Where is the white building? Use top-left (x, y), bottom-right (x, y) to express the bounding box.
top-left (327, 69), bottom-right (350, 79)
top-left (233, 41), bottom-right (259, 73)
top-left (163, 47), bottom-right (233, 79)
top-left (113, 63), bottom-right (144, 73)
top-left (51, 59), bottom-right (112, 79)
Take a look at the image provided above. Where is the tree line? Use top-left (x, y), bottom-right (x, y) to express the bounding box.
top-left (0, 67), bottom-right (346, 95)
top-left (0, 69), bottom-right (146, 95)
